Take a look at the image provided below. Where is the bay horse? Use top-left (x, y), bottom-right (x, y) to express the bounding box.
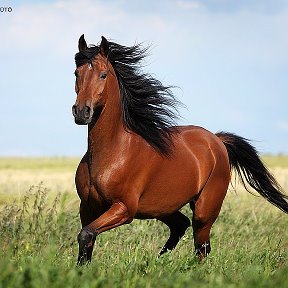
top-left (72, 35), bottom-right (288, 265)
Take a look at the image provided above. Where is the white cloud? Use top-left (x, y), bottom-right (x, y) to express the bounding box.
top-left (1, 0), bottom-right (181, 60)
top-left (1, 0), bottom-right (127, 55)
top-left (1, 0), bottom-right (288, 155)
top-left (1, 0), bottom-right (288, 66)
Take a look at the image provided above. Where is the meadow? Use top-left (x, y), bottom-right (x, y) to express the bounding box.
top-left (0, 156), bottom-right (287, 288)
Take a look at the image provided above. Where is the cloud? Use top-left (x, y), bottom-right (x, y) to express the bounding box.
top-left (182, 0), bottom-right (288, 14)
top-left (1, 1), bottom-right (127, 55)
top-left (1, 0), bottom-right (181, 58)
top-left (1, 0), bottom-right (288, 155)
top-left (2, 0), bottom-right (287, 66)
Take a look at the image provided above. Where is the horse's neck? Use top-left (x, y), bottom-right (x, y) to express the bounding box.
top-left (87, 78), bottom-right (124, 157)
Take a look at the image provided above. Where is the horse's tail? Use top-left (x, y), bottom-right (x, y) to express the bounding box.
top-left (216, 131), bottom-right (288, 213)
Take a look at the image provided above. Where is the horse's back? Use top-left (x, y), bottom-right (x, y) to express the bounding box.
top-left (175, 125), bottom-right (229, 167)
top-left (177, 125), bottom-right (225, 150)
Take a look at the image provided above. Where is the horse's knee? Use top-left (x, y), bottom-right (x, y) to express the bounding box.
top-left (192, 212), bottom-right (212, 230)
top-left (192, 211), bottom-right (215, 247)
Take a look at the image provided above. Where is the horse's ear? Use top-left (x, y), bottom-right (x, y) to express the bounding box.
top-left (100, 36), bottom-right (109, 57)
top-left (78, 34), bottom-right (88, 52)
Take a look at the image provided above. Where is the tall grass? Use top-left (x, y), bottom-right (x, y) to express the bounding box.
top-left (0, 157), bottom-right (287, 287)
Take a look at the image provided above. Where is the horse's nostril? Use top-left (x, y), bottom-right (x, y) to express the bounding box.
top-left (72, 105), bottom-right (77, 116)
top-left (84, 106), bottom-right (91, 118)
top-left (72, 104), bottom-right (92, 123)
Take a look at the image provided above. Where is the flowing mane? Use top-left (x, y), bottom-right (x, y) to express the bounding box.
top-left (75, 39), bottom-right (180, 155)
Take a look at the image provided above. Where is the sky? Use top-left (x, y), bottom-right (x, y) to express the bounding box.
top-left (0, 0), bottom-right (288, 156)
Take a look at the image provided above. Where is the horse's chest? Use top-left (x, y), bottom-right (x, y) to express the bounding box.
top-left (90, 167), bottom-right (124, 202)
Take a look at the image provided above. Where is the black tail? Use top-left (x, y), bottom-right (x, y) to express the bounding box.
top-left (216, 132), bottom-right (288, 213)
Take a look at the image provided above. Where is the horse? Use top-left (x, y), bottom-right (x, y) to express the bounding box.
top-left (72, 35), bottom-right (288, 265)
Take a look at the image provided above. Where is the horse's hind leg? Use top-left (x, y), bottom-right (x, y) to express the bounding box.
top-left (190, 174), bottom-right (229, 260)
top-left (157, 211), bottom-right (190, 256)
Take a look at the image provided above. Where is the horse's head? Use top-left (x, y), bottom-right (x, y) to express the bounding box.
top-left (72, 35), bottom-right (110, 125)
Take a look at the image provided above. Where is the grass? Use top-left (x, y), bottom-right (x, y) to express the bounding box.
top-left (0, 156), bottom-right (287, 287)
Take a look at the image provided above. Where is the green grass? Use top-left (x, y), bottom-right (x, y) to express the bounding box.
top-left (0, 157), bottom-right (287, 287)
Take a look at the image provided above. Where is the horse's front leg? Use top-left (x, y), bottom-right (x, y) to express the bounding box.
top-left (77, 201), bottom-right (132, 265)
top-left (77, 200), bottom-right (103, 265)
top-left (75, 154), bottom-right (108, 265)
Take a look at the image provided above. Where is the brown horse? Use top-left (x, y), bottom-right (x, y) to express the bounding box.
top-left (72, 35), bottom-right (288, 265)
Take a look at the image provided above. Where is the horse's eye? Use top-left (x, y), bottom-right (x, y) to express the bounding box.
top-left (100, 71), bottom-right (107, 79)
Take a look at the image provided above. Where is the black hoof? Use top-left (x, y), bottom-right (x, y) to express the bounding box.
top-left (77, 254), bottom-right (89, 266)
top-left (195, 241), bottom-right (211, 260)
top-left (77, 229), bottom-right (97, 265)
top-left (159, 245), bottom-right (172, 256)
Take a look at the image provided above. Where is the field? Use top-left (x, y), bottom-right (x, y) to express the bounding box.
top-left (0, 156), bottom-right (287, 288)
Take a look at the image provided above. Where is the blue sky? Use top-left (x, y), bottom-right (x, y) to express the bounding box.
top-left (0, 0), bottom-right (288, 156)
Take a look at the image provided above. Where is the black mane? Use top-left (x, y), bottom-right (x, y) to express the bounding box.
top-left (75, 40), bottom-right (181, 155)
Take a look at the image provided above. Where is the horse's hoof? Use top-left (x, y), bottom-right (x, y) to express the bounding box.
top-left (77, 255), bottom-right (85, 266)
top-left (195, 241), bottom-right (211, 261)
top-left (77, 229), bottom-right (97, 265)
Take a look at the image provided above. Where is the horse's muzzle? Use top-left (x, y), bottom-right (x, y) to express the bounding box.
top-left (72, 104), bottom-right (93, 125)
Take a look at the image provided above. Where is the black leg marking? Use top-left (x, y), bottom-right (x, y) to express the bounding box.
top-left (158, 211), bottom-right (190, 256)
top-left (77, 229), bottom-right (97, 265)
top-left (195, 241), bottom-right (211, 260)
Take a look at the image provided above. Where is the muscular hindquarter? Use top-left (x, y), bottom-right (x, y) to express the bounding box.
top-left (135, 126), bottom-right (230, 218)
